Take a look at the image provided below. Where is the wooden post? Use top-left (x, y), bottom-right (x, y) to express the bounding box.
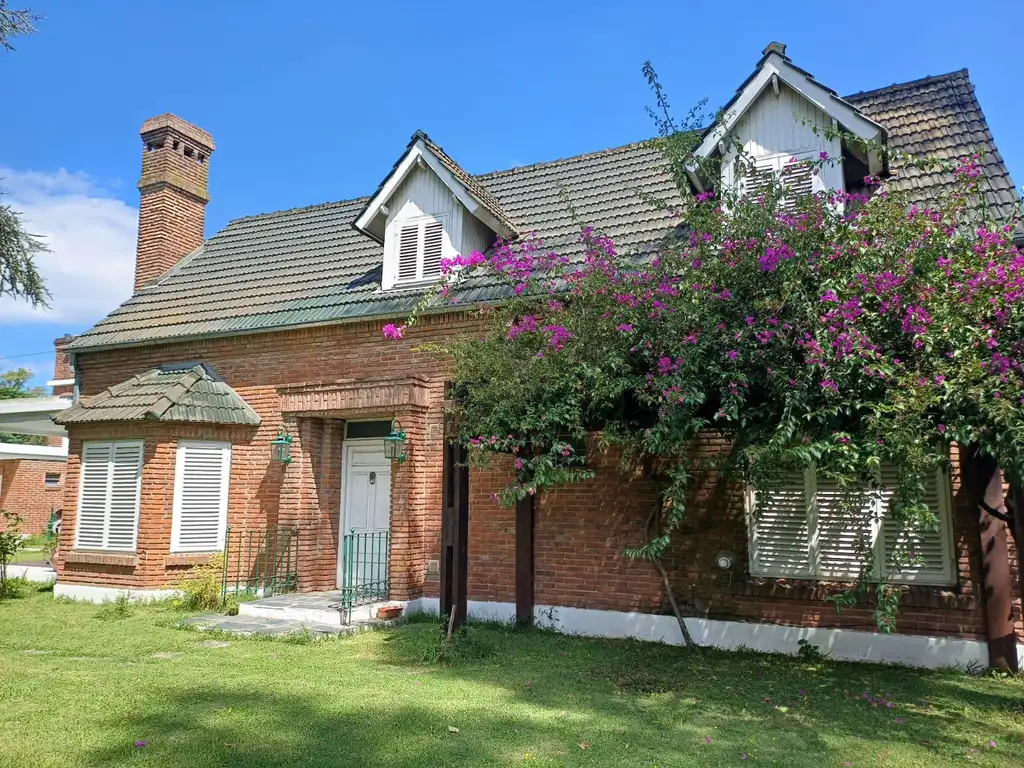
top-left (969, 456), bottom-right (1018, 671)
top-left (440, 424), bottom-right (469, 631)
top-left (515, 494), bottom-right (535, 625)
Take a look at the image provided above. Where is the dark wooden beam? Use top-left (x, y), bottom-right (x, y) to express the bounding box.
top-left (968, 455), bottom-right (1018, 671)
top-left (440, 419), bottom-right (469, 630)
top-left (515, 494), bottom-right (535, 625)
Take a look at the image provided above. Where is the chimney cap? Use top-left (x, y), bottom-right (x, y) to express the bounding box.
top-left (140, 113), bottom-right (215, 151)
top-left (762, 41), bottom-right (788, 58)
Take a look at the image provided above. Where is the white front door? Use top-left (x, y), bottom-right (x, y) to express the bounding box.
top-left (338, 440), bottom-right (392, 589)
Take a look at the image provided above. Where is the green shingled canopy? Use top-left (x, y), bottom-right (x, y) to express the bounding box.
top-left (54, 363), bottom-right (261, 426)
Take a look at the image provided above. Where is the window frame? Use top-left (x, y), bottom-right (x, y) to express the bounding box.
top-left (170, 439), bottom-right (232, 554)
top-left (746, 465), bottom-right (956, 586)
top-left (74, 439), bottom-right (144, 552)
top-left (44, 472), bottom-right (61, 489)
top-left (391, 212), bottom-right (449, 286)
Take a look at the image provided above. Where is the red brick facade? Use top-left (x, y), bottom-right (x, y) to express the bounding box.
top-left (0, 336), bottom-right (75, 535)
top-left (56, 316), bottom-right (1023, 647)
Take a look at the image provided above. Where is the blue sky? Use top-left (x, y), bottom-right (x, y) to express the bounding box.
top-left (1, 0), bottom-right (1021, 387)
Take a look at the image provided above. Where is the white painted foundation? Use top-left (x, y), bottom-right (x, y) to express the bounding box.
top-left (53, 582), bottom-right (178, 603)
top-left (5, 564), bottom-right (57, 583)
top-left (403, 597), bottom-right (1011, 671)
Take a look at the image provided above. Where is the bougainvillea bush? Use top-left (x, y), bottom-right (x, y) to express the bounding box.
top-left (389, 108), bottom-right (1023, 630)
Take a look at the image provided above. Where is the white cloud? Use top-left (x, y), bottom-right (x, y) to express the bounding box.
top-left (0, 168), bottom-right (137, 323)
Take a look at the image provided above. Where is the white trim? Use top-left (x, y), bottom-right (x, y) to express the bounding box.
top-left (354, 139), bottom-right (515, 240)
top-left (4, 564), bottom-right (57, 583)
top-left (53, 582), bottom-right (177, 603)
top-left (0, 396), bottom-right (71, 438)
top-left (46, 379), bottom-right (75, 388)
top-left (402, 597), bottom-right (996, 670)
top-left (694, 53), bottom-right (884, 171)
top-left (170, 440), bottom-right (232, 553)
top-left (74, 440), bottom-right (144, 552)
top-left (0, 442), bottom-right (68, 461)
top-left (336, 437), bottom-right (391, 588)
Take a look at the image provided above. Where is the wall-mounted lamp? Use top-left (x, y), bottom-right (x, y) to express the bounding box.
top-left (384, 420), bottom-right (407, 464)
top-left (270, 428), bottom-right (293, 464)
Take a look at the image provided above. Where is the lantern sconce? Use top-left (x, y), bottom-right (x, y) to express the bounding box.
top-left (270, 428), bottom-right (293, 465)
top-left (384, 419), bottom-right (408, 464)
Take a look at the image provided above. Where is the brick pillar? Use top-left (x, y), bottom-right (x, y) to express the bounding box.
top-left (135, 114), bottom-right (215, 292)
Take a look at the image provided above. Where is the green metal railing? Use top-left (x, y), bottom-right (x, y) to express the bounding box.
top-left (340, 530), bottom-right (390, 623)
top-left (221, 526), bottom-right (299, 600)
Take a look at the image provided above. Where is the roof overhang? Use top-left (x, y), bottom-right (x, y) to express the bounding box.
top-left (691, 49), bottom-right (886, 185)
top-left (353, 136), bottom-right (516, 244)
top-left (0, 441), bottom-right (68, 462)
top-left (0, 397), bottom-right (71, 438)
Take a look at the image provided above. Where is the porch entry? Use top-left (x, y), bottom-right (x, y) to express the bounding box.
top-left (338, 425), bottom-right (392, 618)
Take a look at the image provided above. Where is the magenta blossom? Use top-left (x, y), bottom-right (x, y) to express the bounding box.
top-left (382, 323), bottom-right (405, 340)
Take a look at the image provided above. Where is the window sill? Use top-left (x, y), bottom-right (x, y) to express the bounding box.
top-left (734, 578), bottom-right (976, 611)
top-left (64, 550), bottom-right (138, 568)
top-left (383, 278), bottom-right (442, 292)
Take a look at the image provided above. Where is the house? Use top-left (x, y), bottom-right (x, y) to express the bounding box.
top-left (0, 340), bottom-right (74, 535)
top-left (48, 43), bottom-right (1022, 669)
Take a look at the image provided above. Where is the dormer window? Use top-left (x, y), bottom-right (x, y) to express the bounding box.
top-left (396, 215), bottom-right (446, 283)
top-left (739, 152), bottom-right (817, 213)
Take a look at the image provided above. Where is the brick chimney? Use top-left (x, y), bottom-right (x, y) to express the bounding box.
top-left (51, 334), bottom-right (75, 398)
top-left (135, 113), bottom-right (215, 292)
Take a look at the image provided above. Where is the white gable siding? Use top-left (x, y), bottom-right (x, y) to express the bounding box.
top-left (383, 166), bottom-right (459, 289)
top-left (721, 82), bottom-right (843, 196)
top-left (461, 206), bottom-right (495, 257)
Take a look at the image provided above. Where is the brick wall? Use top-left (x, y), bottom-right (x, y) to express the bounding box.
top-left (0, 459), bottom-right (64, 534)
top-left (61, 315), bottom-right (1021, 644)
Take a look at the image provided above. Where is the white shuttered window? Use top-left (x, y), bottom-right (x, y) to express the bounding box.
top-left (75, 441), bottom-right (144, 551)
top-left (395, 215), bottom-right (446, 283)
top-left (748, 465), bottom-right (955, 585)
top-left (171, 441), bottom-right (232, 553)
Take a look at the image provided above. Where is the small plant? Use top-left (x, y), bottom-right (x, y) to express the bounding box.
top-left (0, 511), bottom-right (26, 598)
top-left (797, 638), bottom-right (827, 662)
top-left (429, 621), bottom-right (493, 665)
top-left (95, 593), bottom-right (134, 620)
top-left (172, 554), bottom-right (225, 611)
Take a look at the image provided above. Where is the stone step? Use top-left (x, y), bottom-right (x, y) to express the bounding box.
top-left (182, 612), bottom-right (396, 637)
top-left (237, 592), bottom-right (389, 626)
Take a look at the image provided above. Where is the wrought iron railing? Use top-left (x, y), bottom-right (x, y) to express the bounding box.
top-left (221, 526), bottom-right (299, 600)
top-left (340, 530), bottom-right (390, 623)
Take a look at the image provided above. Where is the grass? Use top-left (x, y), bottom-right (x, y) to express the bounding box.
top-left (7, 548), bottom-right (49, 564)
top-left (0, 585), bottom-right (1022, 767)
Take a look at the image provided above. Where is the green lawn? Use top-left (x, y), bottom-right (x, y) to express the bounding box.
top-left (1, 585), bottom-right (1022, 767)
top-left (8, 547), bottom-right (49, 564)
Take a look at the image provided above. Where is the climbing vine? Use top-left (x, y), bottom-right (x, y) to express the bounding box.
top-left (387, 74), bottom-right (1024, 633)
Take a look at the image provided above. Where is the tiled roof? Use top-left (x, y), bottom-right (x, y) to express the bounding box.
top-left (846, 69), bottom-right (1020, 227)
top-left (68, 141), bottom-right (680, 350)
top-left (54, 363), bottom-right (261, 426)
top-left (68, 70), bottom-right (1020, 352)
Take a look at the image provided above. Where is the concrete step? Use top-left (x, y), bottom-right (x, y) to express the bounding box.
top-left (182, 612), bottom-right (397, 637)
top-left (237, 591), bottom-right (389, 626)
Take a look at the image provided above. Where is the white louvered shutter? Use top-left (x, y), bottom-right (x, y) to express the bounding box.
top-left (397, 224), bottom-right (419, 282)
top-left (76, 442), bottom-right (113, 549)
top-left (422, 220), bottom-right (444, 278)
top-left (749, 470), bottom-right (812, 577)
top-left (75, 440), bottom-right (142, 551)
top-left (880, 466), bottom-right (954, 585)
top-left (171, 441), bottom-right (231, 553)
top-left (741, 161), bottom-right (775, 203)
top-left (815, 473), bottom-right (876, 579)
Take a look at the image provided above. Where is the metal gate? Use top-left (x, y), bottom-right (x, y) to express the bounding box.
top-left (340, 529), bottom-right (390, 623)
top-left (221, 526), bottom-right (299, 599)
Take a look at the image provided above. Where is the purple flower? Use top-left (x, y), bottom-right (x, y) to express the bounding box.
top-left (819, 151), bottom-right (829, 161)
top-left (135, 741), bottom-right (147, 748)
top-left (820, 379), bottom-right (839, 394)
top-left (937, 424), bottom-right (947, 434)
top-left (727, 350), bottom-right (738, 360)
top-left (382, 323), bottom-right (405, 340)
top-left (616, 324), bottom-right (634, 333)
